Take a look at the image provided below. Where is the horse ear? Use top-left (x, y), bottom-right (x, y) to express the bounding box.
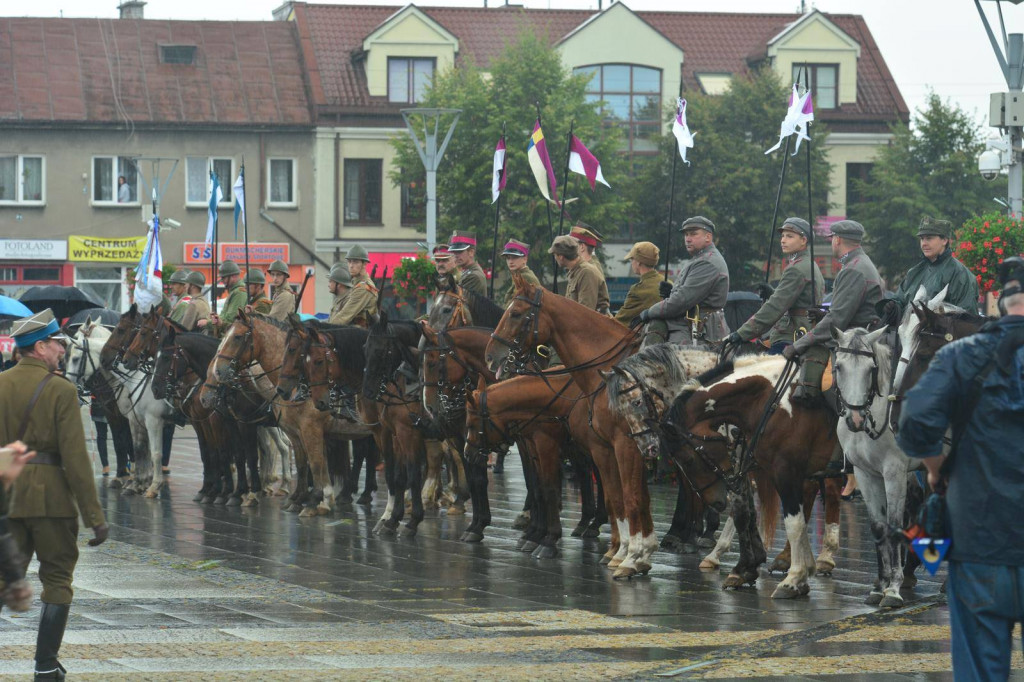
top-left (920, 303), bottom-right (940, 325)
top-left (512, 270), bottom-right (527, 293)
top-left (864, 326), bottom-right (888, 346)
top-left (912, 284), bottom-right (929, 304)
top-left (476, 376), bottom-right (487, 392)
top-left (928, 284), bottom-right (949, 308)
top-left (467, 389), bottom-right (479, 408)
top-left (420, 321), bottom-right (438, 344)
top-left (129, 303), bottom-right (138, 315)
top-left (286, 313), bottom-right (302, 332)
top-left (445, 272), bottom-right (457, 291)
top-left (829, 323), bottom-right (842, 342)
top-left (237, 308), bottom-right (248, 323)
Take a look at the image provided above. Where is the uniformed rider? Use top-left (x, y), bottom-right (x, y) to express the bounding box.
top-left (432, 244), bottom-right (455, 290)
top-left (723, 218), bottom-right (824, 355)
top-left (199, 260), bottom-right (246, 336)
top-left (179, 271), bottom-right (211, 331)
top-left (501, 239), bottom-right (541, 306)
top-left (327, 264), bottom-right (352, 324)
top-left (784, 220), bottom-right (884, 405)
top-left (330, 245), bottom-right (378, 327)
top-left (569, 223), bottom-right (611, 315)
top-left (635, 216), bottom-right (729, 348)
top-left (615, 242), bottom-right (667, 329)
top-left (549, 235), bottom-right (603, 311)
top-left (447, 231), bottom-right (487, 296)
top-left (267, 260), bottom-right (298, 321)
top-left (0, 309), bottom-right (108, 681)
top-left (243, 269), bottom-right (273, 315)
top-left (166, 270), bottom-right (193, 326)
top-left (877, 215), bottom-right (979, 325)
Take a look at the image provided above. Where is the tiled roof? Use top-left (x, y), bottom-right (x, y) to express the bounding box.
top-left (293, 3), bottom-right (908, 128)
top-left (0, 18), bottom-right (312, 126)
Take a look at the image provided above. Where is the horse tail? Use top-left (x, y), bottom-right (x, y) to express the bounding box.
top-left (755, 468), bottom-right (780, 547)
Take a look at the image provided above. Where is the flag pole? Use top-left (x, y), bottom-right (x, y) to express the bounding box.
top-left (211, 162), bottom-right (219, 315)
top-left (537, 103), bottom-right (558, 293)
top-left (556, 119), bottom-right (575, 240)
top-left (664, 83), bottom-right (685, 281)
top-left (241, 160), bottom-right (251, 304)
top-left (489, 122), bottom-right (506, 300)
top-left (763, 136), bottom-right (792, 284)
top-left (801, 64), bottom-right (817, 308)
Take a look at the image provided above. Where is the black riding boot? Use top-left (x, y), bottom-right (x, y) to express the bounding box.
top-left (34, 602), bottom-right (70, 681)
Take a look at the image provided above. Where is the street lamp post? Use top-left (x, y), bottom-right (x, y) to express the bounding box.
top-left (401, 108), bottom-right (461, 252)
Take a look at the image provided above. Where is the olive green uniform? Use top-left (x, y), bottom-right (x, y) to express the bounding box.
top-left (615, 270), bottom-right (665, 325)
top-left (168, 296), bottom-right (192, 326)
top-left (212, 281), bottom-right (247, 336)
top-left (250, 293), bottom-right (272, 316)
top-left (565, 260), bottom-right (603, 311)
top-left (331, 273), bottom-right (378, 327)
top-left (737, 250), bottom-right (824, 346)
top-left (180, 296), bottom-right (211, 332)
top-left (587, 258), bottom-right (612, 315)
top-left (268, 286), bottom-right (298, 321)
top-left (459, 262), bottom-right (487, 297)
top-left (645, 244), bottom-right (730, 347)
top-left (328, 289), bottom-right (350, 324)
top-left (792, 246), bottom-right (883, 393)
top-left (0, 358), bottom-right (105, 604)
top-left (503, 266), bottom-right (541, 306)
top-left (890, 249), bottom-right (978, 315)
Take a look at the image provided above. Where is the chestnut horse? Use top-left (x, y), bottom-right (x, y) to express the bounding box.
top-left (485, 275), bottom-right (657, 578)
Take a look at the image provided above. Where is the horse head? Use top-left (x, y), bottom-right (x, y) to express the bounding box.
top-left (485, 272), bottom-right (548, 379)
top-left (66, 319), bottom-right (109, 390)
top-left (602, 365), bottom-right (664, 461)
top-left (832, 326), bottom-right (889, 435)
top-left (101, 303), bottom-right (139, 369)
top-left (122, 308), bottom-right (162, 372)
top-left (151, 323), bottom-right (184, 401)
top-left (277, 314), bottom-right (312, 401)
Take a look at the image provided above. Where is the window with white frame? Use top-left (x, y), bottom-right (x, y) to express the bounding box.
top-left (0, 155), bottom-right (45, 205)
top-left (186, 157), bottom-right (234, 206)
top-left (76, 265), bottom-right (126, 312)
top-left (267, 158), bottom-right (297, 206)
top-left (388, 58), bottom-right (434, 104)
top-left (93, 156), bottom-right (140, 205)
top-left (793, 64), bottom-right (838, 110)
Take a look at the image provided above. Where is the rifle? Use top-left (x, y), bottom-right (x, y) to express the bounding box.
top-left (293, 268), bottom-right (314, 314)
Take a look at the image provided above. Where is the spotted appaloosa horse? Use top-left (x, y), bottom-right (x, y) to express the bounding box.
top-left (486, 274), bottom-right (658, 579)
top-left (664, 355), bottom-right (839, 598)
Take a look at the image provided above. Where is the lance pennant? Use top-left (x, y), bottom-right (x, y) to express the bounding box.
top-left (527, 121), bottom-right (558, 203)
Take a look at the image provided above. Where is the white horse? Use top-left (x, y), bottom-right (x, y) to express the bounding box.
top-left (66, 319), bottom-right (175, 498)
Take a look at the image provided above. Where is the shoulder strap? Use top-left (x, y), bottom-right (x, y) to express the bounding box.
top-left (17, 372), bottom-right (56, 442)
top-left (940, 358), bottom-right (998, 476)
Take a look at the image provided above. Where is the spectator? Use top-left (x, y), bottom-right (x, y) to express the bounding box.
top-left (117, 175), bottom-right (131, 203)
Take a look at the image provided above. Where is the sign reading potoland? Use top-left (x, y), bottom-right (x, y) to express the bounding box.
top-left (183, 242), bottom-right (290, 265)
top-left (68, 235), bottom-right (148, 263)
top-left (0, 239), bottom-right (67, 261)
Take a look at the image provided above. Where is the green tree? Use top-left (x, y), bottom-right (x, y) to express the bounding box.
top-left (630, 67), bottom-right (832, 290)
top-left (390, 30), bottom-right (632, 284)
top-left (849, 93), bottom-right (1005, 283)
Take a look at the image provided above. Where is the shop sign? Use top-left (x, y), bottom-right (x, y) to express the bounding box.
top-left (183, 242), bottom-right (290, 265)
top-left (0, 239), bottom-right (67, 261)
top-left (68, 235), bottom-right (147, 263)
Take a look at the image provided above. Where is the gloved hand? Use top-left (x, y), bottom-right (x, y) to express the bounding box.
top-left (807, 308), bottom-right (826, 324)
top-left (88, 524), bottom-right (109, 547)
top-left (880, 300), bottom-right (901, 327)
top-left (756, 282), bottom-right (775, 302)
top-left (723, 332), bottom-right (742, 348)
top-left (659, 281), bottom-right (673, 299)
top-left (782, 344), bottom-right (801, 361)
top-left (630, 310), bottom-right (651, 329)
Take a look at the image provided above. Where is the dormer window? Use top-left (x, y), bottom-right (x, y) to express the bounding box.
top-left (160, 45), bottom-right (197, 65)
top-left (793, 64), bottom-right (837, 109)
top-left (388, 58), bottom-right (434, 103)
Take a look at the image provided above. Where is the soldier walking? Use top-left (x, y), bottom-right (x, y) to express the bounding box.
top-left (634, 216), bottom-right (729, 349)
top-left (0, 309), bottom-right (108, 681)
top-left (267, 260), bottom-right (298, 321)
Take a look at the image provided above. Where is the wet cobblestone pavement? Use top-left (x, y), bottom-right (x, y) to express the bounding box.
top-left (2, 429), bottom-right (1019, 680)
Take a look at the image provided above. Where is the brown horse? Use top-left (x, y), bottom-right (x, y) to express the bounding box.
top-left (664, 355), bottom-right (838, 598)
top-left (484, 274), bottom-right (657, 578)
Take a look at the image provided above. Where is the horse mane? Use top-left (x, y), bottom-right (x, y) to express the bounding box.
top-left (321, 327), bottom-right (370, 368)
top-left (606, 344), bottom-right (699, 406)
top-left (460, 289), bottom-right (505, 328)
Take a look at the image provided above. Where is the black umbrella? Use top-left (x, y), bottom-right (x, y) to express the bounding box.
top-left (19, 286), bottom-right (105, 319)
top-left (64, 307), bottom-right (122, 330)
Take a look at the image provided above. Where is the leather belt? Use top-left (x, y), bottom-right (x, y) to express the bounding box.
top-left (27, 452), bottom-right (61, 466)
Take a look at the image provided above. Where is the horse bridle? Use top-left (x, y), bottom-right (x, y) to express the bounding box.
top-left (613, 365), bottom-right (669, 444)
top-left (834, 342), bottom-right (886, 440)
top-left (279, 328), bottom-right (314, 402)
top-left (422, 328), bottom-right (476, 425)
top-left (366, 330), bottom-right (420, 406)
top-left (124, 317), bottom-right (161, 375)
top-left (489, 287), bottom-right (547, 374)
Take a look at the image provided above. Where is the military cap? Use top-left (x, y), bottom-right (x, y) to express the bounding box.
top-left (622, 241), bottom-right (660, 267)
top-left (548, 235), bottom-right (580, 259)
top-left (501, 239), bottom-right (530, 258)
top-left (244, 269), bottom-right (266, 285)
top-left (917, 215), bottom-right (952, 239)
top-left (447, 231), bottom-right (477, 252)
top-left (168, 269), bottom-right (190, 284)
top-left (11, 308), bottom-right (68, 348)
top-left (186, 271), bottom-right (206, 288)
top-left (346, 244), bottom-right (370, 262)
top-left (569, 223), bottom-right (603, 248)
top-left (268, 260), bottom-right (290, 276)
top-left (330, 264), bottom-right (352, 285)
top-left (218, 260), bottom-right (241, 277)
top-left (680, 215), bottom-right (715, 233)
top-left (829, 220), bottom-right (865, 242)
top-left (779, 217), bottom-right (812, 240)
top-left (432, 244), bottom-right (452, 260)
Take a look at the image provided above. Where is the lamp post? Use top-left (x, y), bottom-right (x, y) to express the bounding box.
top-left (401, 108), bottom-right (461, 251)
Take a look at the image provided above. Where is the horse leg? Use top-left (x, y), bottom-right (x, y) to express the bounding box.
top-left (700, 505), bottom-right (721, 548)
top-left (401, 427), bottom-right (426, 536)
top-left (374, 434), bottom-right (398, 534)
top-left (461, 450), bottom-right (491, 543)
top-left (422, 440), bottom-right (443, 509)
top-left (700, 512), bottom-right (736, 571)
top-left (878, 463), bottom-right (910, 608)
top-left (298, 428), bottom-right (332, 517)
top-left (723, 485), bottom-right (761, 588)
top-left (383, 448), bottom-right (407, 534)
top-left (191, 417), bottom-right (214, 502)
top-left (583, 463), bottom-right (607, 538)
top-left (902, 475), bottom-right (926, 589)
top-left (226, 425), bottom-right (252, 507)
top-left (354, 438), bottom-right (377, 504)
top-left (816, 477), bottom-right (842, 575)
top-left (566, 441), bottom-right (594, 538)
top-left (517, 439), bottom-right (545, 552)
top-left (143, 413), bottom-right (166, 499)
top-left (108, 412), bottom-right (134, 484)
top-left (613, 437), bottom-right (657, 579)
top-left (661, 483), bottom-right (698, 554)
top-left (771, 479), bottom-right (816, 599)
top-left (529, 429), bottom-right (562, 559)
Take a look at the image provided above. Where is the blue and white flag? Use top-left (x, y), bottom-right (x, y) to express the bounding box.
top-left (205, 171), bottom-right (223, 245)
top-left (233, 168), bottom-right (246, 238)
top-left (135, 219), bottom-right (164, 312)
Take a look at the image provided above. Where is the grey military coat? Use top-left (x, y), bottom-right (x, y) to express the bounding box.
top-left (645, 244), bottom-right (730, 342)
top-left (793, 246), bottom-right (883, 353)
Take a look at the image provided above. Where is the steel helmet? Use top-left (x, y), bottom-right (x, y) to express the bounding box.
top-left (186, 271), bottom-right (206, 288)
top-left (330, 264), bottom-right (352, 285)
top-left (346, 244), bottom-right (370, 262)
top-left (268, 260), bottom-right (290, 276)
top-left (218, 260), bottom-right (241, 277)
top-left (168, 269), bottom-right (190, 284)
top-left (244, 269), bottom-right (266, 285)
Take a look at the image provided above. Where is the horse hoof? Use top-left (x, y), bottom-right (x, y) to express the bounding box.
top-left (697, 536), bottom-right (716, 549)
top-left (607, 556), bottom-right (624, 569)
top-left (570, 521), bottom-right (589, 538)
top-left (378, 524), bottom-right (397, 537)
top-left (401, 524), bottom-right (418, 538)
top-left (143, 489), bottom-right (159, 499)
top-left (698, 557), bottom-right (720, 571)
top-left (110, 478), bottom-right (125, 490)
top-left (356, 493), bottom-right (373, 506)
top-left (123, 487), bottom-right (138, 497)
top-left (772, 582), bottom-right (809, 599)
top-left (722, 573), bottom-right (747, 590)
top-left (445, 505), bottom-right (465, 516)
top-left (634, 561), bottom-right (652, 576)
top-left (192, 491), bottom-right (206, 502)
top-left (599, 553), bottom-right (613, 566)
top-left (815, 559), bottom-right (835, 575)
top-left (200, 495), bottom-right (217, 505)
top-left (225, 496), bottom-right (242, 507)
top-left (864, 590), bottom-right (884, 606)
top-left (901, 573), bottom-right (918, 590)
top-left (879, 593), bottom-right (904, 609)
top-left (298, 507), bottom-right (316, 518)
top-left (521, 540), bottom-right (539, 553)
top-left (581, 525), bottom-right (601, 539)
top-left (511, 512), bottom-right (531, 530)
top-left (532, 545), bottom-right (558, 560)
top-left (769, 558), bottom-right (791, 574)
top-left (613, 566), bottom-right (637, 580)
top-left (462, 531), bottom-right (484, 543)
top-left (659, 534), bottom-right (696, 555)
top-left (213, 496), bottom-right (229, 506)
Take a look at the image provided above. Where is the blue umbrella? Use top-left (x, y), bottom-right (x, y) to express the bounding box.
top-left (0, 295), bottom-right (33, 321)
